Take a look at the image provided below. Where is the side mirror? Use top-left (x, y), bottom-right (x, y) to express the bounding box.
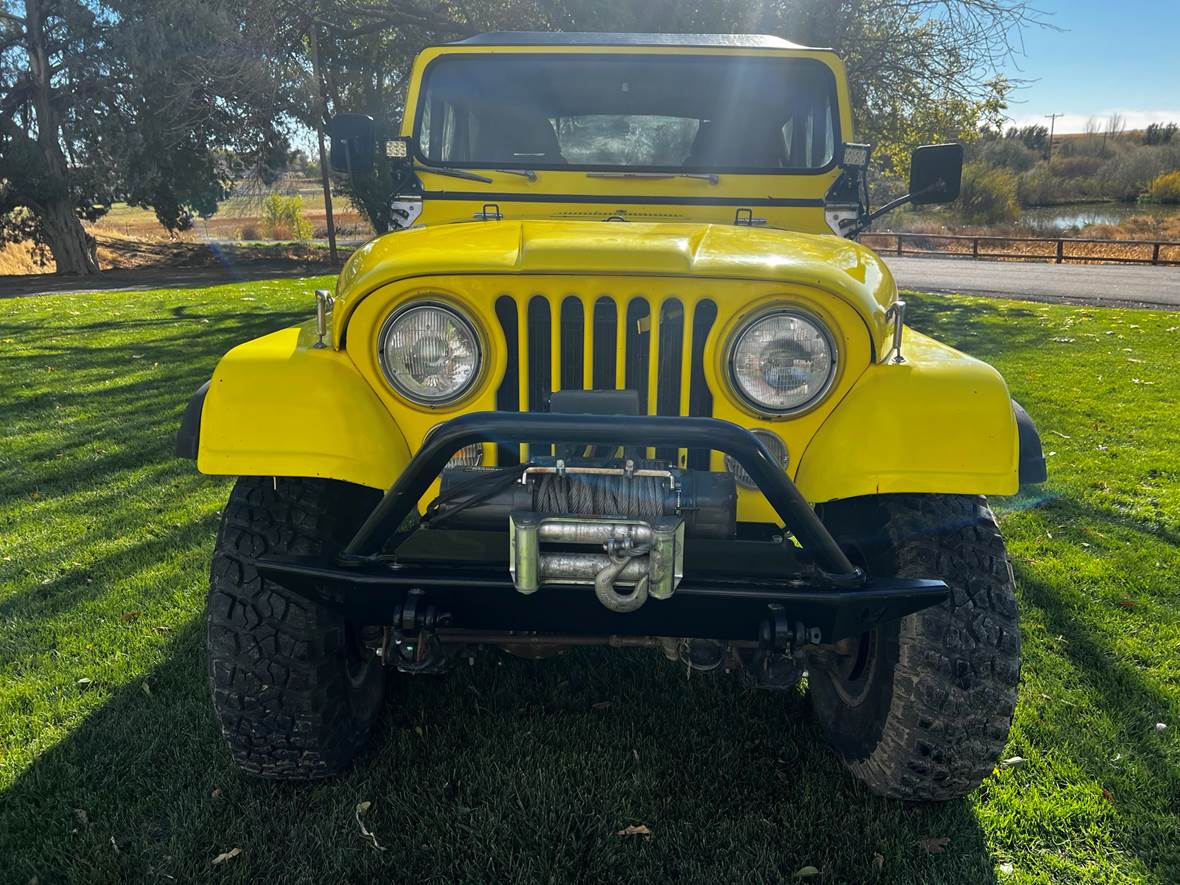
top-left (328, 113), bottom-right (376, 175)
top-left (909, 143), bottom-right (963, 205)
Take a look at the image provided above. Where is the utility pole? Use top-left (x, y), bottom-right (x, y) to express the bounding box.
top-left (1044, 113), bottom-right (1064, 161)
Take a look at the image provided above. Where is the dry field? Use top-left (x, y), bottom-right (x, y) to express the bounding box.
top-left (865, 214), bottom-right (1180, 265)
top-left (1, 178), bottom-right (371, 276)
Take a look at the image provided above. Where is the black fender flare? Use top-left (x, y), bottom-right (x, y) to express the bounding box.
top-left (1013, 399), bottom-right (1047, 485)
top-left (176, 380), bottom-right (210, 460)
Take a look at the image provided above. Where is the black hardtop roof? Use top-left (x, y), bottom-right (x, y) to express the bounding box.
top-left (448, 32), bottom-right (823, 51)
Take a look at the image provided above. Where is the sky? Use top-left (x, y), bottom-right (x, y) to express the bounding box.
top-left (1000, 0), bottom-right (1180, 133)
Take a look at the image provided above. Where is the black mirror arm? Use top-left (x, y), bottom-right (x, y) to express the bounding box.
top-left (842, 179), bottom-right (945, 236)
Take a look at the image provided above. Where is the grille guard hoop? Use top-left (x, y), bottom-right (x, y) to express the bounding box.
top-left (344, 411), bottom-right (862, 583)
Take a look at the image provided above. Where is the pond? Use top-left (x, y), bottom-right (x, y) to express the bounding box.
top-left (1019, 202), bottom-right (1180, 232)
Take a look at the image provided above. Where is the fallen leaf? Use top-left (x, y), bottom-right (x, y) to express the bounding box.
top-left (631, 749), bottom-right (640, 764)
top-left (592, 701), bottom-right (612, 711)
top-left (141, 681), bottom-right (151, 696)
top-left (355, 800), bottom-right (386, 851)
top-left (210, 847), bottom-right (241, 865)
top-left (76, 677), bottom-right (93, 688)
top-left (616, 824), bottom-right (653, 841)
top-left (211, 788), bottom-right (222, 800)
top-left (792, 866), bottom-right (820, 879)
top-left (915, 837), bottom-right (950, 854)
top-left (1155, 722), bottom-right (1168, 732)
top-left (1118, 599), bottom-right (1138, 608)
top-left (999, 861), bottom-right (1014, 876)
top-left (1102, 788), bottom-right (1116, 804)
top-left (1001, 756), bottom-right (1025, 768)
top-left (110, 835), bottom-right (120, 854)
top-left (871, 852), bottom-right (885, 871)
top-left (120, 610), bottom-right (142, 622)
top-left (73, 808), bottom-right (89, 828)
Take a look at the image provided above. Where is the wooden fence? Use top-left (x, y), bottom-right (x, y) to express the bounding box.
top-left (861, 231), bottom-right (1180, 266)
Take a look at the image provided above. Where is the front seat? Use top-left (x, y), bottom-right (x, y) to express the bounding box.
top-left (685, 119), bottom-right (783, 169)
top-left (476, 111), bottom-right (565, 164)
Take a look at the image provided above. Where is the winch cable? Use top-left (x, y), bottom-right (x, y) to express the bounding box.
top-left (533, 472), bottom-right (665, 519)
top-left (423, 464), bottom-right (531, 527)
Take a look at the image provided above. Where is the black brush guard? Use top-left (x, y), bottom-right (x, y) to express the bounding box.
top-left (252, 412), bottom-right (948, 644)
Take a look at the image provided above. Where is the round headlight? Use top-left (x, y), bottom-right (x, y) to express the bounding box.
top-left (726, 429), bottom-right (789, 489)
top-left (378, 303), bottom-right (481, 405)
top-left (728, 309), bottom-right (836, 414)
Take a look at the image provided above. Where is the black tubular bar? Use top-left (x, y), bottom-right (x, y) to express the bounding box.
top-left (253, 554), bottom-right (943, 643)
top-left (342, 412), bottom-right (861, 582)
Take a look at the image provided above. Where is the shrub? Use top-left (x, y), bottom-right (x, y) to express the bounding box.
top-left (1017, 164), bottom-right (1071, 207)
top-left (1147, 171), bottom-right (1180, 204)
top-left (971, 137), bottom-right (1040, 173)
top-left (238, 223), bottom-right (260, 241)
top-left (260, 194), bottom-right (312, 240)
top-left (1094, 150), bottom-right (1170, 202)
top-left (1051, 155), bottom-right (1103, 180)
top-left (957, 162), bottom-right (1020, 224)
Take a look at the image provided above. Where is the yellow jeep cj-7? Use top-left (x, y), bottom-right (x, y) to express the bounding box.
top-left (178, 32), bottom-right (1047, 800)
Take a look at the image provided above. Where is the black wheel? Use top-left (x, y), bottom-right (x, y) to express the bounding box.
top-left (206, 476), bottom-right (385, 779)
top-left (807, 494), bottom-right (1020, 801)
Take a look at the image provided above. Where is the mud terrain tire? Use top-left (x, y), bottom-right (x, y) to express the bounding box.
top-left (807, 494), bottom-right (1020, 801)
top-left (206, 477), bottom-right (384, 779)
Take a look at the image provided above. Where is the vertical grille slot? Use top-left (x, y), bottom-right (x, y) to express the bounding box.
top-left (624, 299), bottom-right (651, 414)
top-left (560, 297), bottom-right (584, 390)
top-left (592, 297), bottom-right (617, 389)
top-left (494, 296), bottom-right (520, 465)
top-left (654, 299), bottom-right (684, 462)
top-left (526, 296), bottom-right (552, 411)
top-left (687, 300), bottom-right (718, 469)
top-left (527, 296), bottom-right (552, 458)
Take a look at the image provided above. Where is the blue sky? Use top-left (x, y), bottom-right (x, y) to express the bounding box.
top-left (1001, 0), bottom-right (1180, 132)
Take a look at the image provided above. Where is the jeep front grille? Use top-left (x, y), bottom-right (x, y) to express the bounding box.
top-left (493, 295), bottom-right (718, 468)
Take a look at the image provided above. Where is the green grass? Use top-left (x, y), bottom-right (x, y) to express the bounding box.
top-left (1, 280), bottom-right (1178, 884)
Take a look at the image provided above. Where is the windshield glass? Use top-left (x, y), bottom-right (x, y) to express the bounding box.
top-left (415, 54), bottom-right (839, 174)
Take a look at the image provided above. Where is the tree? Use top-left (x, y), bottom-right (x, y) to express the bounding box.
top-left (1, 0), bottom-right (291, 274)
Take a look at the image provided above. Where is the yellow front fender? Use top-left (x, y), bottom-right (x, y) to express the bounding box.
top-left (793, 329), bottom-right (1019, 502)
top-left (195, 325), bottom-right (409, 490)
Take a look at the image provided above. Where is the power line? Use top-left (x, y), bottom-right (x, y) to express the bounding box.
top-left (1044, 113), bottom-right (1064, 161)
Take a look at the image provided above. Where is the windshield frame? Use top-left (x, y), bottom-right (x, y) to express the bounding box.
top-left (409, 51), bottom-right (843, 177)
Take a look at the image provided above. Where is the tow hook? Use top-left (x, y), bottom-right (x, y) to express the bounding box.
top-left (595, 540), bottom-right (651, 613)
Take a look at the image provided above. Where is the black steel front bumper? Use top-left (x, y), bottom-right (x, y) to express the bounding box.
top-left (248, 412), bottom-right (949, 645)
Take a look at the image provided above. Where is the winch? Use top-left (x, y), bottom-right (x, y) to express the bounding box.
top-left (433, 458), bottom-right (737, 538)
top-left (428, 457), bottom-right (732, 612)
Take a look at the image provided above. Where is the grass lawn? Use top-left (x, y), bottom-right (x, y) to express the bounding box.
top-left (0, 279), bottom-right (1177, 884)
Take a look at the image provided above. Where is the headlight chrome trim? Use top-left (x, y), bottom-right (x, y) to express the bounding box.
top-left (725, 306), bottom-right (840, 418)
top-left (376, 299), bottom-right (484, 406)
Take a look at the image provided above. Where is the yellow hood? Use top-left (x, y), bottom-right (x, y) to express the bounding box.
top-left (334, 220), bottom-right (896, 342)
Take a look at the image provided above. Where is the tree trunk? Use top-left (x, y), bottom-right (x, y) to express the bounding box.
top-left (24, 0), bottom-right (100, 275)
top-left (309, 24), bottom-right (339, 265)
top-left (41, 198), bottom-right (99, 275)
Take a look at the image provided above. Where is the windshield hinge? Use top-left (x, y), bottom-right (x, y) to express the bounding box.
top-left (474, 203), bottom-right (502, 221)
top-left (734, 208), bottom-right (767, 227)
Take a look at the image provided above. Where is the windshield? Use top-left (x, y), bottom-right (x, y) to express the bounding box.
top-left (415, 54), bottom-right (839, 174)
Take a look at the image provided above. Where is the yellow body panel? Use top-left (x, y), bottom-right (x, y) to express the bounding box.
top-left (196, 326), bottom-right (411, 488)
top-left (794, 329), bottom-right (1020, 502)
top-left (192, 39), bottom-right (1023, 521)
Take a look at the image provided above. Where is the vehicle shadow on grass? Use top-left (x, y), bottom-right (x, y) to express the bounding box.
top-left (1, 620), bottom-right (1002, 885)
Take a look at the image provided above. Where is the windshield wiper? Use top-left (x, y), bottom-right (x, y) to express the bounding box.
top-left (586, 171), bottom-right (719, 185)
top-left (496, 168), bottom-right (538, 181)
top-left (414, 165), bottom-right (494, 184)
